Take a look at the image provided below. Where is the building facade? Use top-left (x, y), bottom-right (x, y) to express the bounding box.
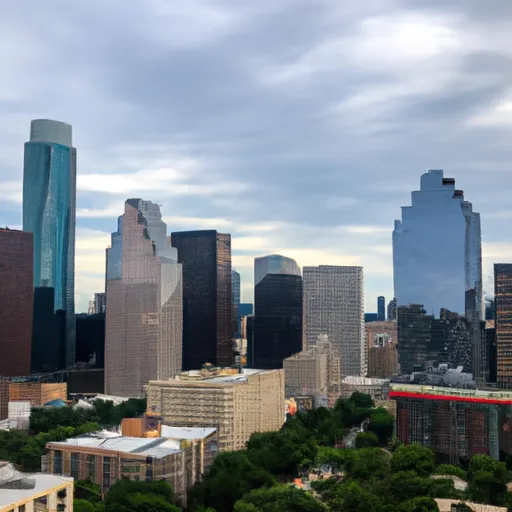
top-left (146, 367), bottom-right (285, 452)
top-left (232, 269), bottom-right (241, 337)
top-left (393, 170), bottom-right (483, 320)
top-left (303, 265), bottom-right (365, 377)
top-left (366, 321), bottom-right (399, 378)
top-left (105, 199), bottom-right (183, 397)
top-left (0, 229), bottom-right (33, 377)
top-left (339, 376), bottom-right (390, 401)
top-left (377, 296), bottom-right (386, 322)
top-left (253, 255), bottom-right (302, 369)
top-left (23, 119), bottom-right (77, 371)
top-left (171, 230), bottom-right (232, 370)
top-left (495, 264), bottom-right (512, 388)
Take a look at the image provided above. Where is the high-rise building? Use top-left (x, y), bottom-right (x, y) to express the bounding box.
top-left (0, 228), bottom-right (34, 377)
top-left (377, 296), bottom-right (386, 321)
top-left (387, 298), bottom-right (397, 321)
top-left (232, 269), bottom-right (241, 336)
top-left (393, 170), bottom-right (483, 318)
top-left (495, 264), bottom-right (512, 388)
top-left (171, 230), bottom-right (232, 370)
top-left (253, 255), bottom-right (302, 369)
top-left (366, 321), bottom-right (399, 379)
top-left (303, 265), bottom-right (365, 377)
top-left (94, 292), bottom-right (106, 314)
top-left (105, 199), bottom-right (183, 396)
top-left (23, 119), bottom-right (77, 370)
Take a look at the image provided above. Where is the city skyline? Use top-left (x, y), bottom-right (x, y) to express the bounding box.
top-left (1, 3), bottom-right (512, 313)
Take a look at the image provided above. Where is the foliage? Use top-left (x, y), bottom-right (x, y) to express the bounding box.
top-left (349, 391), bottom-right (375, 410)
top-left (390, 471), bottom-right (432, 503)
top-left (323, 481), bottom-right (381, 512)
top-left (316, 446), bottom-right (355, 468)
top-left (234, 485), bottom-right (328, 512)
top-left (348, 447), bottom-right (391, 483)
top-left (398, 497), bottom-right (439, 512)
top-left (435, 464), bottom-right (467, 480)
top-left (188, 452), bottom-right (275, 512)
top-left (367, 408), bottom-right (395, 446)
top-left (467, 455), bottom-right (508, 506)
top-left (75, 479), bottom-right (103, 502)
top-left (391, 444), bottom-right (436, 476)
top-left (355, 431), bottom-right (379, 449)
top-left (104, 480), bottom-right (178, 512)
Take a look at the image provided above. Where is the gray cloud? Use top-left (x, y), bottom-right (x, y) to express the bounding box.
top-left (1, 0), bottom-right (512, 312)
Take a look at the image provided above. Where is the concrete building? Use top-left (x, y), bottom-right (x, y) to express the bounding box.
top-left (0, 462), bottom-right (73, 512)
top-left (0, 229), bottom-right (33, 378)
top-left (146, 367), bottom-right (285, 452)
top-left (283, 335), bottom-right (340, 398)
top-left (23, 119), bottom-right (77, 370)
top-left (366, 321), bottom-right (399, 378)
top-left (232, 269), bottom-right (241, 337)
top-left (8, 383), bottom-right (67, 408)
top-left (303, 266), bottom-right (365, 377)
top-left (105, 199), bottom-right (183, 397)
top-left (495, 264), bottom-right (512, 388)
top-left (339, 376), bottom-right (390, 401)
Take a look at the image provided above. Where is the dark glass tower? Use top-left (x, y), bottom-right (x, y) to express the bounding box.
top-left (495, 264), bottom-right (512, 388)
top-left (23, 119), bottom-right (76, 371)
top-left (253, 255), bottom-right (302, 369)
top-left (377, 296), bottom-right (386, 321)
top-left (171, 230), bottom-right (232, 370)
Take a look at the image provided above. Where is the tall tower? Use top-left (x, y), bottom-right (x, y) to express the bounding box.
top-left (377, 296), bottom-right (386, 321)
top-left (23, 119), bottom-right (77, 370)
top-left (495, 264), bottom-right (512, 388)
top-left (303, 266), bottom-right (365, 377)
top-left (253, 255), bottom-right (302, 369)
top-left (232, 269), bottom-right (241, 337)
top-left (105, 199), bottom-right (183, 396)
top-left (393, 170), bottom-right (483, 317)
top-left (171, 230), bottom-right (232, 370)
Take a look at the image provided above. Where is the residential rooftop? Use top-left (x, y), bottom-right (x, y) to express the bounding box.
top-left (150, 367), bottom-right (272, 385)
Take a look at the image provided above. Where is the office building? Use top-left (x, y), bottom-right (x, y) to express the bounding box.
top-left (393, 170), bottom-right (483, 319)
top-left (8, 382), bottom-right (67, 408)
top-left (146, 366), bottom-right (285, 452)
top-left (105, 199), bottom-right (183, 397)
top-left (23, 119), bottom-right (77, 370)
top-left (0, 462), bottom-right (73, 512)
top-left (283, 334), bottom-right (340, 398)
top-left (253, 255), bottom-right (302, 369)
top-left (495, 264), bottom-right (512, 388)
top-left (387, 298), bottom-right (397, 321)
top-left (390, 383), bottom-right (512, 463)
top-left (364, 313), bottom-right (378, 323)
top-left (90, 292), bottom-right (106, 314)
top-left (366, 321), bottom-right (399, 378)
top-left (0, 229), bottom-right (33, 377)
top-left (303, 265), bottom-right (365, 377)
top-left (232, 269), bottom-right (241, 336)
top-left (171, 230), bottom-right (232, 370)
top-left (75, 312), bottom-right (105, 367)
top-left (377, 296), bottom-right (386, 321)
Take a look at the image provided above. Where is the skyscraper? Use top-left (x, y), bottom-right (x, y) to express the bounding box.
top-left (253, 255), bottom-right (302, 369)
top-left (105, 199), bottom-right (183, 396)
top-left (303, 266), bottom-right (365, 377)
top-left (232, 269), bottom-right (241, 337)
top-left (0, 228), bottom-right (34, 377)
top-left (377, 296), bottom-right (385, 321)
top-left (495, 264), bottom-right (512, 388)
top-left (171, 230), bottom-right (232, 370)
top-left (393, 169), bottom-right (483, 318)
top-left (23, 119), bottom-right (76, 370)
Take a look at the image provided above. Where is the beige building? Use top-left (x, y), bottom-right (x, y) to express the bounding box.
top-left (339, 376), bottom-right (390, 401)
top-left (0, 462), bottom-right (73, 512)
top-left (366, 321), bottom-right (399, 378)
top-left (435, 499), bottom-right (506, 512)
top-left (105, 199), bottom-right (183, 397)
top-left (8, 383), bottom-right (67, 408)
top-left (147, 366), bottom-right (285, 452)
top-left (283, 335), bottom-right (340, 398)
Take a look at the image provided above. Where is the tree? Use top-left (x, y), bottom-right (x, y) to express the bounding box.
top-left (389, 471), bottom-right (431, 503)
top-left (234, 485), bottom-right (327, 512)
top-left (316, 446), bottom-right (355, 468)
top-left (104, 480), bottom-right (178, 512)
top-left (74, 500), bottom-right (96, 512)
top-left (325, 481), bottom-right (381, 512)
top-left (368, 408), bottom-right (394, 446)
top-left (355, 432), bottom-right (379, 449)
top-left (399, 497), bottom-right (439, 512)
top-left (435, 464), bottom-right (467, 480)
top-left (349, 448), bottom-right (391, 483)
top-left (391, 444), bottom-right (436, 476)
top-left (467, 455), bottom-right (508, 505)
top-left (349, 392), bottom-right (375, 410)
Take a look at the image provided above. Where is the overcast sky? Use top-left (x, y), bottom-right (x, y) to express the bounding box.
top-left (1, 0), bottom-right (512, 313)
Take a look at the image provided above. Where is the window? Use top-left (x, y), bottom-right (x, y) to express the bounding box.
top-left (54, 450), bottom-right (62, 474)
top-left (70, 453), bottom-right (79, 479)
top-left (103, 457), bottom-right (112, 490)
top-left (87, 455), bottom-right (96, 481)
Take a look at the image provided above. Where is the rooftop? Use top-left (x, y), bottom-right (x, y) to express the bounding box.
top-left (150, 367), bottom-right (272, 386)
top-left (160, 426), bottom-right (216, 440)
top-left (342, 376), bottom-right (390, 386)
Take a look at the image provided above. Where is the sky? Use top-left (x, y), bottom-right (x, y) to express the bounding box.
top-left (1, 0), bottom-right (512, 313)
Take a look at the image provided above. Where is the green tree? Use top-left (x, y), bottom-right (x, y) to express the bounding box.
top-left (234, 485), bottom-right (327, 512)
top-left (434, 464), bottom-right (467, 480)
top-left (349, 447), bottom-right (391, 483)
top-left (399, 497), bottom-right (439, 512)
top-left (316, 446), bottom-right (355, 468)
top-left (325, 481), bottom-right (381, 512)
top-left (74, 499), bottom-right (96, 512)
top-left (188, 452), bottom-right (275, 512)
top-left (104, 480), bottom-right (177, 512)
top-left (349, 392), bottom-right (375, 409)
top-left (467, 455), bottom-right (507, 505)
top-left (368, 408), bottom-right (394, 446)
top-left (389, 471), bottom-right (431, 503)
top-left (391, 444), bottom-right (436, 476)
top-left (355, 431), bottom-right (379, 449)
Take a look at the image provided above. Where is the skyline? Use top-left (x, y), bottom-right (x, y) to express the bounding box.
top-left (2, 1), bottom-right (512, 312)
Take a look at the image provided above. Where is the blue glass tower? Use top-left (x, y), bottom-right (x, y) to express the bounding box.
top-left (23, 119), bottom-right (77, 370)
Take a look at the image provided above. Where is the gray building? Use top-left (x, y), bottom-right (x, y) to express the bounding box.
top-left (232, 269), bottom-right (241, 337)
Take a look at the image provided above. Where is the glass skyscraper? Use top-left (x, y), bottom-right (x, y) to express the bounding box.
top-left (393, 170), bottom-right (483, 318)
top-left (23, 119), bottom-right (76, 370)
top-left (232, 269), bottom-right (241, 336)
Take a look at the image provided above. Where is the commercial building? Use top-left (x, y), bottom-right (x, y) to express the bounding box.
top-left (171, 230), bottom-right (232, 370)
top-left (0, 381), bottom-right (7, 421)
top-left (393, 169), bottom-right (483, 319)
top-left (377, 296), bottom-right (386, 321)
top-left (253, 255), bottom-right (302, 369)
top-left (366, 321), bottom-right (399, 379)
top-left (283, 335), bottom-right (341, 398)
top-left (303, 266), bottom-right (365, 377)
top-left (23, 119), bottom-right (77, 371)
top-left (75, 313), bottom-right (105, 368)
top-left (8, 383), bottom-right (67, 408)
top-left (387, 298), bottom-right (397, 321)
top-left (0, 228), bottom-right (33, 377)
top-left (495, 264), bottom-right (512, 388)
top-left (146, 366), bottom-right (285, 452)
top-left (105, 199), bottom-right (183, 397)
top-left (0, 462), bottom-right (73, 512)
top-left (390, 383), bottom-right (512, 463)
top-left (232, 269), bottom-right (241, 336)
top-left (339, 376), bottom-right (390, 401)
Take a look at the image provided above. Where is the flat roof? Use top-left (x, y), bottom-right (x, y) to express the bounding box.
top-left (342, 376), bottom-right (390, 385)
top-left (160, 426), bottom-right (216, 440)
top-left (150, 368), bottom-right (273, 386)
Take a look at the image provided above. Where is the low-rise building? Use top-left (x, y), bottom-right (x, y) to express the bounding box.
top-left (339, 376), bottom-right (390, 401)
top-left (147, 366), bottom-right (285, 452)
top-left (8, 383), bottom-right (67, 408)
top-left (0, 462), bottom-right (73, 512)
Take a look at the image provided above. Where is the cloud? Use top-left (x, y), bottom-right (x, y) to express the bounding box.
top-left (1, 0), bottom-right (512, 313)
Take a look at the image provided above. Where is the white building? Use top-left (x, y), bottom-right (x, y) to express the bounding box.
top-left (303, 266), bottom-right (365, 377)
